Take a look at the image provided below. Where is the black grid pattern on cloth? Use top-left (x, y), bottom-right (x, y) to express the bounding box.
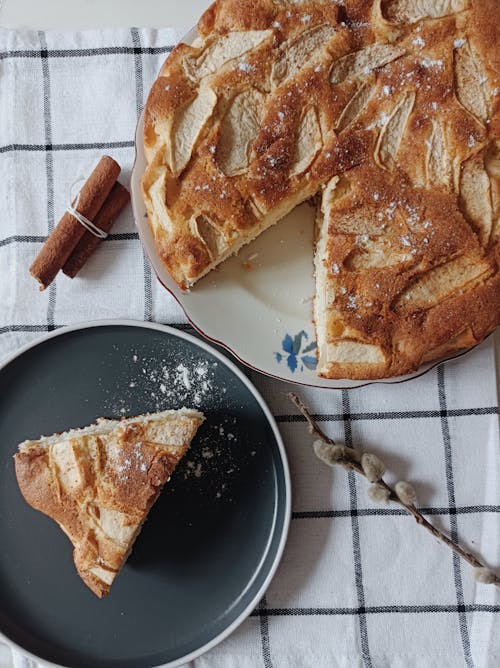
top-left (0, 233), bottom-right (139, 247)
top-left (437, 365), bottom-right (473, 667)
top-left (292, 505), bottom-right (500, 519)
top-left (342, 390), bottom-right (372, 667)
top-left (258, 595), bottom-right (273, 668)
top-left (130, 27), bottom-right (153, 323)
top-left (1, 28), bottom-right (499, 668)
top-left (38, 31), bottom-right (57, 332)
top-left (0, 45), bottom-right (174, 60)
top-left (249, 603), bottom-right (500, 617)
top-left (0, 141), bottom-right (135, 153)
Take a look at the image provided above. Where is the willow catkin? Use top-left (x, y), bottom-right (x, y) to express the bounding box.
top-left (472, 567), bottom-right (497, 584)
top-left (361, 453), bottom-right (385, 482)
top-left (368, 483), bottom-right (391, 505)
top-left (395, 481), bottom-right (417, 506)
top-left (313, 440), bottom-right (346, 466)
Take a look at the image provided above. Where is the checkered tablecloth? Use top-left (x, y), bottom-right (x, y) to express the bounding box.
top-left (0, 26), bottom-right (499, 668)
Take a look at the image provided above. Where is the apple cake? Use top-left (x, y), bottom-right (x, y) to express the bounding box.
top-left (14, 409), bottom-right (204, 597)
top-left (142, 0), bottom-right (500, 379)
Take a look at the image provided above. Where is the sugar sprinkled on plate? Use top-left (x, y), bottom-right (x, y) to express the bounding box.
top-left (101, 352), bottom-right (222, 416)
top-left (98, 353), bottom-right (267, 501)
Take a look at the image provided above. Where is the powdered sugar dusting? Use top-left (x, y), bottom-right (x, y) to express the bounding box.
top-left (101, 352), bottom-right (221, 416)
top-left (97, 349), bottom-right (265, 501)
top-left (111, 441), bottom-right (150, 483)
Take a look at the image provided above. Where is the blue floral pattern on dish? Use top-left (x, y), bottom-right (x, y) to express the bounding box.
top-left (275, 331), bottom-right (317, 373)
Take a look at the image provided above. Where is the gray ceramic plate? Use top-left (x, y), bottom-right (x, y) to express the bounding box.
top-left (0, 321), bottom-right (290, 668)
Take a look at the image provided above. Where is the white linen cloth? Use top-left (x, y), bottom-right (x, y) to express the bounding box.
top-left (0, 26), bottom-right (499, 668)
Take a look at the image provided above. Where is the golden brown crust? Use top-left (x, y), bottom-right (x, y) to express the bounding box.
top-left (143, 0), bottom-right (500, 379)
top-left (14, 410), bottom-right (204, 597)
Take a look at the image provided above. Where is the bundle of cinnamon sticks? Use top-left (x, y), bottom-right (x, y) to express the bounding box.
top-left (30, 156), bottom-right (130, 290)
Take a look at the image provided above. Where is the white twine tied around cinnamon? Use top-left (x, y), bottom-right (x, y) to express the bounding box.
top-left (67, 178), bottom-right (108, 239)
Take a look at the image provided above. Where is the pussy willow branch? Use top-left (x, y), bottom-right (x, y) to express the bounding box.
top-left (288, 392), bottom-right (500, 587)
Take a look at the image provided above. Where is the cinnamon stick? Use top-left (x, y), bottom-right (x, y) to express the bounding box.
top-left (29, 156), bottom-right (120, 290)
top-left (62, 182), bottom-right (130, 278)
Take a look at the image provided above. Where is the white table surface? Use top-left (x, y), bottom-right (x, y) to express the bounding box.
top-left (0, 0), bottom-right (498, 392)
